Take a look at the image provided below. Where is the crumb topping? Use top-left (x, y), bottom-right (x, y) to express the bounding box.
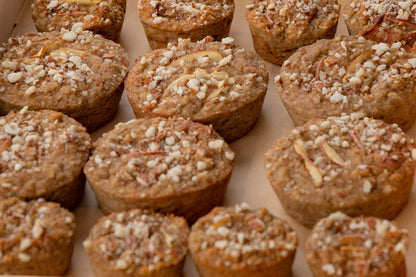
top-left (189, 204), bottom-right (298, 269)
top-left (0, 109), bottom-right (91, 198)
top-left (84, 117), bottom-right (234, 197)
top-left (265, 113), bottom-right (416, 199)
top-left (83, 209), bottom-right (189, 274)
top-left (31, 0), bottom-right (125, 33)
top-left (246, 0), bottom-right (339, 34)
top-left (0, 30), bottom-right (128, 108)
top-left (347, 0), bottom-right (416, 26)
top-left (306, 212), bottom-right (409, 276)
top-left (277, 36), bottom-right (416, 110)
top-left (126, 37), bottom-right (268, 120)
top-left (0, 198), bottom-right (75, 263)
top-left (138, 0), bottom-right (233, 28)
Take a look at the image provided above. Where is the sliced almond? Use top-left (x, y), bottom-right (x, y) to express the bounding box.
top-left (343, 51), bottom-right (373, 82)
top-left (293, 139), bottom-right (322, 187)
top-left (165, 73), bottom-right (195, 93)
top-left (321, 141), bottom-right (346, 166)
top-left (304, 159), bottom-right (323, 188)
top-left (206, 86), bottom-right (226, 101)
top-left (169, 51), bottom-right (223, 67)
top-left (50, 47), bottom-right (88, 58)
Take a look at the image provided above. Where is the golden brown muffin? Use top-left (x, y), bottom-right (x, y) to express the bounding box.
top-left (84, 209), bottom-right (189, 277)
top-left (0, 109), bottom-right (91, 209)
top-left (0, 198), bottom-right (76, 275)
top-left (305, 212), bottom-right (409, 277)
top-left (342, 0), bottom-right (416, 44)
top-left (189, 203), bottom-right (298, 277)
top-left (84, 117), bottom-right (234, 223)
top-left (125, 37), bottom-right (268, 142)
top-left (265, 114), bottom-right (416, 228)
top-left (137, 0), bottom-right (234, 49)
top-left (31, 0), bottom-right (126, 41)
top-left (277, 35), bottom-right (416, 131)
top-left (0, 30), bottom-right (129, 132)
top-left (246, 0), bottom-right (339, 65)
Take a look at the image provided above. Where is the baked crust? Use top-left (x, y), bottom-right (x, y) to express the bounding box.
top-left (342, 0), bottom-right (416, 45)
top-left (246, 0), bottom-right (339, 65)
top-left (84, 117), bottom-right (234, 223)
top-left (125, 37), bottom-right (268, 142)
top-left (0, 109), bottom-right (91, 209)
top-left (305, 212), bottom-right (409, 277)
top-left (0, 198), bottom-right (75, 275)
top-left (0, 30), bottom-right (129, 132)
top-left (189, 204), bottom-right (298, 277)
top-left (264, 114), bottom-right (416, 228)
top-left (137, 0), bottom-right (234, 49)
top-left (31, 0), bottom-right (126, 41)
top-left (277, 35), bottom-right (416, 131)
top-left (84, 209), bottom-right (189, 277)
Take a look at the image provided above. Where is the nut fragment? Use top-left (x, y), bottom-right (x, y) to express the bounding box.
top-left (63, 0), bottom-right (102, 3)
top-left (294, 139), bottom-right (323, 187)
top-left (321, 141), bottom-right (346, 166)
top-left (169, 51), bottom-right (223, 67)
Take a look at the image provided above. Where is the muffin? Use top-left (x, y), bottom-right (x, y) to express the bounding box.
top-left (125, 37), bottom-right (268, 142)
top-left (189, 203), bottom-right (299, 277)
top-left (84, 209), bottom-right (189, 277)
top-left (264, 114), bottom-right (416, 228)
top-left (31, 0), bottom-right (127, 41)
top-left (137, 0), bottom-right (234, 49)
top-left (84, 117), bottom-right (234, 223)
top-left (342, 0), bottom-right (416, 44)
top-left (305, 212), bottom-right (409, 277)
top-left (277, 35), bottom-right (416, 131)
top-left (0, 198), bottom-right (76, 275)
top-left (246, 0), bottom-right (340, 65)
top-left (0, 29), bottom-right (129, 132)
top-left (0, 109), bottom-right (91, 209)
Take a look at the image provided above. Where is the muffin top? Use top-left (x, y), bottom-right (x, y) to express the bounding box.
top-left (137, 0), bottom-right (234, 31)
top-left (342, 0), bottom-right (416, 43)
top-left (189, 203), bottom-right (298, 270)
top-left (0, 29), bottom-right (128, 111)
top-left (84, 117), bottom-right (234, 198)
top-left (125, 37), bottom-right (268, 121)
top-left (264, 114), bottom-right (416, 205)
top-left (246, 0), bottom-right (339, 40)
top-left (83, 209), bottom-right (189, 275)
top-left (0, 109), bottom-right (91, 200)
top-left (276, 35), bottom-right (416, 123)
top-left (305, 212), bottom-right (409, 276)
top-left (31, 0), bottom-right (126, 35)
top-left (0, 198), bottom-right (75, 264)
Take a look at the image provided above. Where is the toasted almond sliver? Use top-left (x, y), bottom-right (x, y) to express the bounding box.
top-left (293, 139), bottom-right (308, 157)
top-left (169, 51), bottom-right (223, 67)
top-left (50, 48), bottom-right (88, 58)
top-left (293, 139), bottom-right (322, 187)
top-left (322, 141), bottom-right (346, 166)
top-left (304, 159), bottom-right (323, 187)
top-left (343, 50), bottom-right (373, 81)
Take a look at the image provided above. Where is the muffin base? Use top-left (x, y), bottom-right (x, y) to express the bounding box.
top-left (248, 24), bottom-right (337, 65)
top-left (271, 171), bottom-right (414, 228)
top-left (90, 173), bottom-right (231, 223)
top-left (194, 251), bottom-right (295, 277)
top-left (87, 254), bottom-right (184, 277)
top-left (0, 82), bottom-right (124, 133)
top-left (39, 173), bottom-right (86, 210)
top-left (140, 16), bottom-right (233, 50)
top-left (127, 88), bottom-right (266, 143)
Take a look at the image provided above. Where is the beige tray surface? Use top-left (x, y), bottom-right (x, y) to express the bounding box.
top-left (5, 0), bottom-right (416, 276)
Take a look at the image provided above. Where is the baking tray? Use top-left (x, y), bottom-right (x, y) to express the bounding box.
top-left (3, 0), bottom-right (416, 276)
